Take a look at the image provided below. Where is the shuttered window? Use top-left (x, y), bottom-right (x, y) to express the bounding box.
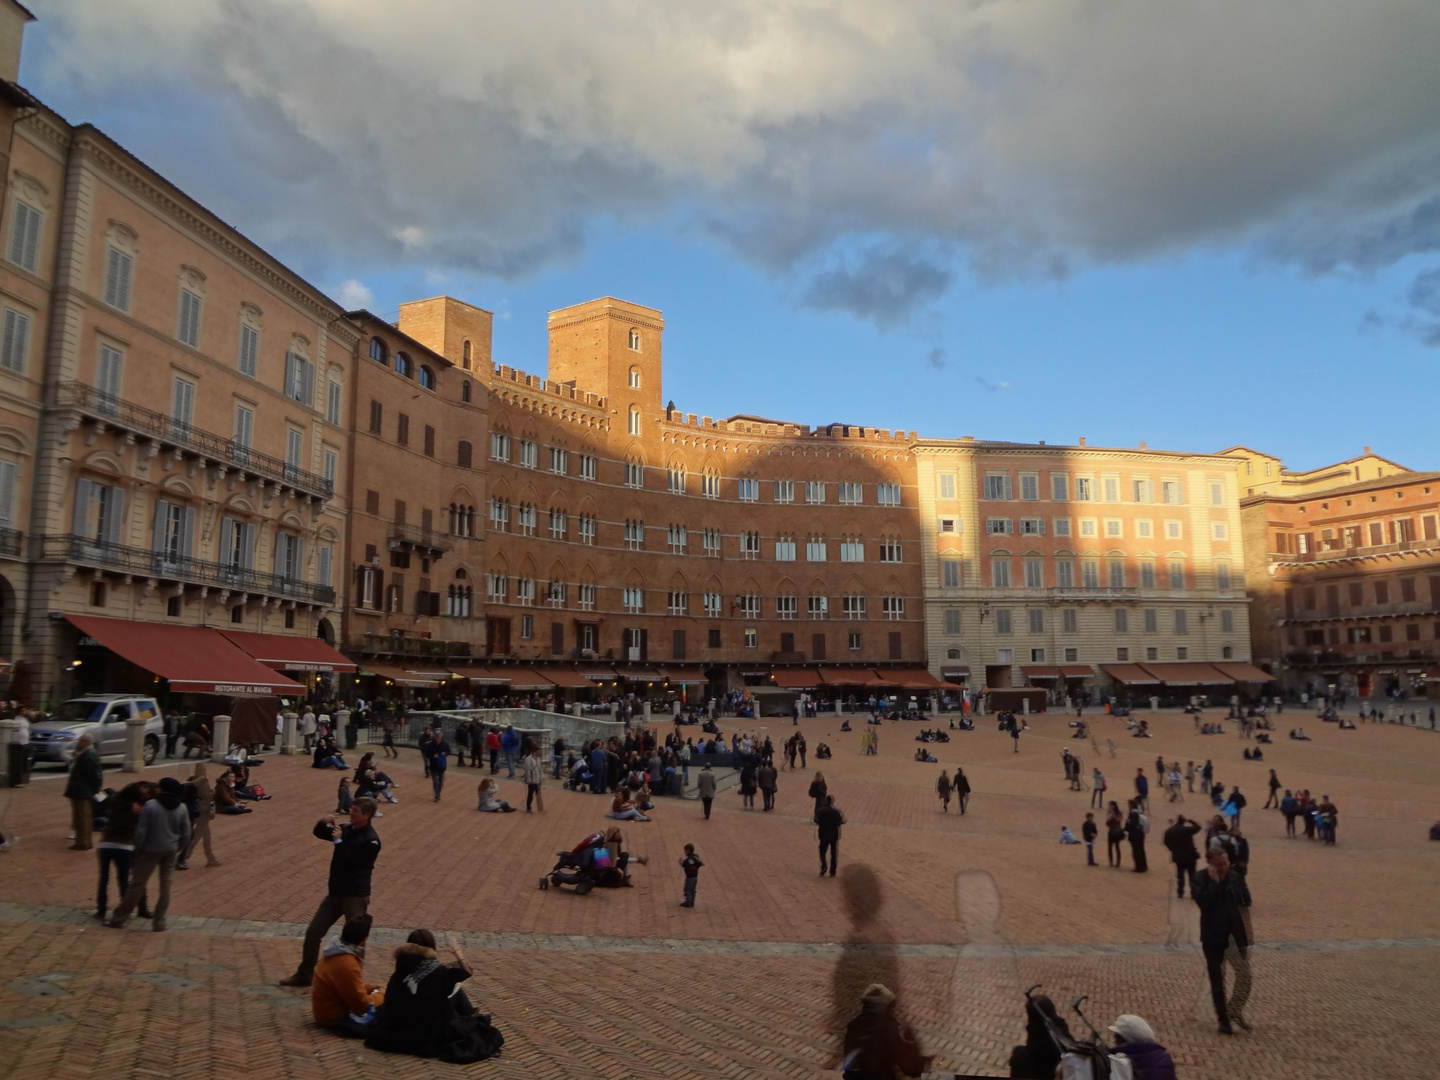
top-left (238, 324), bottom-right (259, 377)
top-left (0, 307), bottom-right (29, 373)
top-left (283, 350), bottom-right (315, 406)
top-left (103, 248), bottom-right (133, 311)
top-left (177, 289), bottom-right (202, 347)
top-left (0, 459), bottom-right (16, 525)
top-left (8, 201), bottom-right (40, 271)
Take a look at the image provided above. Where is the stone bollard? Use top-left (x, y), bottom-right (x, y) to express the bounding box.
top-left (280, 712), bottom-right (299, 755)
top-left (929, 694), bottom-right (939, 718)
top-left (673, 700), bottom-right (681, 716)
top-left (123, 714), bottom-right (147, 773)
top-left (0, 717), bottom-right (18, 785)
top-left (571, 701), bottom-right (581, 716)
top-left (1150, 696), bottom-right (1160, 714)
top-left (642, 699), bottom-right (651, 718)
top-left (337, 708), bottom-right (353, 749)
top-left (210, 715), bottom-right (231, 763)
top-left (1022, 698), bottom-right (1030, 716)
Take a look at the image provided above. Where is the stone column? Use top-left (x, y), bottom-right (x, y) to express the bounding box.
top-left (672, 700), bottom-right (681, 716)
top-left (280, 712), bottom-right (299, 755)
top-left (1150, 695), bottom-right (1160, 713)
top-left (209, 715), bottom-right (231, 763)
top-left (0, 717), bottom-right (17, 785)
top-left (336, 708), bottom-right (352, 749)
top-left (1022, 697), bottom-right (1030, 715)
top-left (123, 714), bottom-right (147, 773)
top-left (929, 694), bottom-right (938, 718)
top-left (642, 699), bottom-right (651, 719)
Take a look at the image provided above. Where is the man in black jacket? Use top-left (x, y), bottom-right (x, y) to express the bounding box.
top-left (1162, 815), bottom-right (1201, 898)
top-left (1191, 847), bottom-right (1251, 1034)
top-left (280, 797), bottom-right (381, 987)
top-left (815, 795), bottom-right (845, 877)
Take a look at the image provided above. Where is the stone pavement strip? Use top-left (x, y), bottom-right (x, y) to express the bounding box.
top-left (1, 707), bottom-right (1439, 1078)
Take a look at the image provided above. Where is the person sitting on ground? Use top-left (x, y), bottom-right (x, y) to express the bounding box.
top-left (313, 735), bottom-right (347, 770)
top-left (1429, 821), bottom-right (1440, 842)
top-left (231, 763), bottom-right (270, 800)
top-left (839, 719), bottom-right (852, 732)
top-left (476, 778), bottom-right (516, 813)
top-left (363, 929), bottom-right (504, 1063)
top-left (214, 772), bottom-right (253, 815)
top-left (608, 785), bottom-right (650, 822)
top-left (1107, 1013), bottom-right (1177, 1080)
top-left (815, 742), bottom-right (832, 759)
top-left (598, 826), bottom-right (648, 886)
top-left (840, 983), bottom-right (929, 1079)
top-left (312, 914), bottom-right (384, 1034)
top-left (336, 776), bottom-right (354, 814)
top-left (914, 747), bottom-right (937, 763)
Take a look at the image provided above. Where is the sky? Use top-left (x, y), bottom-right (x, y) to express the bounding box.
top-left (20, 1), bottom-right (1440, 470)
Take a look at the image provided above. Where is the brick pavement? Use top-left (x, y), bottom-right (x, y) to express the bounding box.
top-left (0, 707), bottom-right (1437, 1078)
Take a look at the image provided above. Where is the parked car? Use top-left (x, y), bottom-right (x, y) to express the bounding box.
top-left (28, 695), bottom-right (163, 765)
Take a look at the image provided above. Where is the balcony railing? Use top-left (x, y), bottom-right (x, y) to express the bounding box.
top-left (55, 381), bottom-right (333, 500)
top-left (1274, 537), bottom-right (1438, 565)
top-left (40, 534), bottom-right (336, 606)
top-left (0, 526), bottom-right (21, 558)
top-left (388, 523), bottom-right (451, 555)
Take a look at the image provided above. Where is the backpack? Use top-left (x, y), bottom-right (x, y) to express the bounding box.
top-left (1137, 812), bottom-right (1150, 834)
top-left (433, 752), bottom-right (447, 770)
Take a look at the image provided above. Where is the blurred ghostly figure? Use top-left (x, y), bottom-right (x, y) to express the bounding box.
top-left (831, 864), bottom-right (900, 1066)
top-left (948, 869), bottom-right (1022, 1076)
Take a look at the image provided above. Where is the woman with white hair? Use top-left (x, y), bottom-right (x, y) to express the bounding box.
top-left (1107, 1014), bottom-right (1176, 1079)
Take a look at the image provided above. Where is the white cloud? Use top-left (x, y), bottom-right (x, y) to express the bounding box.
top-left (33, 0), bottom-right (1440, 324)
top-left (331, 278), bottom-right (374, 311)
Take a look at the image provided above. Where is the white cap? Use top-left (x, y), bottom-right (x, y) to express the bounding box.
top-left (1108, 1014), bottom-right (1156, 1043)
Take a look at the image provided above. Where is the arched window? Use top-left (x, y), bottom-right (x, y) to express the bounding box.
top-left (369, 337), bottom-right (387, 365)
top-left (461, 380), bottom-right (471, 403)
top-left (628, 365), bottom-right (640, 389)
top-left (395, 352), bottom-right (413, 378)
top-left (419, 365), bottom-right (435, 390)
top-left (628, 328), bottom-right (641, 351)
top-left (628, 407), bottom-right (640, 436)
top-left (462, 339), bottom-right (472, 369)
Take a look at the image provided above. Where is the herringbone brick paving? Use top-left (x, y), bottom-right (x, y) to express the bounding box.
top-left (1, 708), bottom-right (1437, 1078)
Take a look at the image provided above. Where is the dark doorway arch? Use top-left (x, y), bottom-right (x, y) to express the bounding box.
top-left (316, 617), bottom-right (336, 646)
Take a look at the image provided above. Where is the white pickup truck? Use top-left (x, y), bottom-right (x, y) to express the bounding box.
top-left (28, 695), bottom-right (164, 766)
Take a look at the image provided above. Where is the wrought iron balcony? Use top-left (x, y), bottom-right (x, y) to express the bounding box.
top-left (54, 381), bottom-right (333, 501)
top-left (388, 523), bottom-right (450, 556)
top-left (40, 534), bottom-right (336, 607)
top-left (0, 526), bottom-right (21, 558)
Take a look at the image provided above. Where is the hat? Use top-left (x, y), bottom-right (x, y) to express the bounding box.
top-left (861, 983), bottom-right (896, 1007)
top-left (158, 777), bottom-right (183, 794)
top-left (1108, 1014), bottom-right (1156, 1043)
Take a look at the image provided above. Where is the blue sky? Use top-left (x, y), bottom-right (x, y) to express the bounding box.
top-left (23, 1), bottom-right (1440, 471)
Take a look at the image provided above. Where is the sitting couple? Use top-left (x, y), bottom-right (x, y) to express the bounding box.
top-left (311, 918), bottom-right (504, 1063)
top-left (608, 782), bottom-right (652, 821)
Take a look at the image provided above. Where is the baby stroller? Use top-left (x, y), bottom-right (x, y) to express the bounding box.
top-left (1017, 984), bottom-right (1131, 1080)
top-left (540, 832), bottom-right (610, 894)
top-left (563, 759), bottom-right (594, 792)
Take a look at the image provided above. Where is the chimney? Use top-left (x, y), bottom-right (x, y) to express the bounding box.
top-left (1139, 441), bottom-right (1148, 449)
top-left (1363, 446), bottom-right (1372, 455)
top-left (1078, 437), bottom-right (1087, 447)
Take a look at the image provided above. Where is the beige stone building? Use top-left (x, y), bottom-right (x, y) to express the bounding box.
top-left (914, 438), bottom-right (1265, 703)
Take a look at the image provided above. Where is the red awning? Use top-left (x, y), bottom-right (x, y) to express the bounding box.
top-left (660, 667), bottom-right (707, 684)
top-left (1101, 663), bottom-right (1162, 686)
top-left (536, 668), bottom-right (594, 689)
top-left (1140, 663), bottom-right (1234, 685)
top-left (770, 669), bottom-right (821, 689)
top-left (1209, 662), bottom-right (1275, 683)
top-left (498, 668), bottom-right (558, 691)
top-left (217, 630), bottom-right (356, 673)
top-left (361, 663), bottom-right (441, 689)
top-left (873, 667), bottom-right (943, 689)
top-left (1022, 665), bottom-right (1061, 679)
top-left (1060, 665), bottom-right (1095, 678)
top-left (819, 668), bottom-right (885, 687)
top-left (67, 615), bottom-right (303, 695)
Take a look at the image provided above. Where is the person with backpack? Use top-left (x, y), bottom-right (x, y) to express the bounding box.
top-left (1124, 798), bottom-right (1149, 873)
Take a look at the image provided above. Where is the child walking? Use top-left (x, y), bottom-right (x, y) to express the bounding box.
top-left (679, 843), bottom-right (703, 908)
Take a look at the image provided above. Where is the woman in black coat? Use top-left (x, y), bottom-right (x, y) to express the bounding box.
top-left (365, 930), bottom-right (502, 1063)
top-left (1125, 798), bottom-right (1149, 872)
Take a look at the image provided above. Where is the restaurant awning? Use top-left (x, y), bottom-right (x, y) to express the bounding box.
top-left (1060, 665), bottom-right (1095, 678)
top-left (872, 667), bottom-right (943, 689)
top-left (1101, 663), bottom-right (1163, 686)
top-left (770, 669), bottom-right (821, 689)
top-left (1209, 662), bottom-right (1276, 683)
top-left (660, 667), bottom-right (707, 684)
top-left (1022, 665), bottom-right (1061, 679)
top-left (536, 668), bottom-right (594, 689)
top-left (1140, 663), bottom-right (1234, 685)
top-left (216, 630), bottom-right (356, 673)
top-left (819, 668), bottom-right (885, 687)
top-left (360, 663), bottom-right (441, 689)
top-left (499, 668), bottom-right (558, 691)
top-left (67, 615), bottom-right (303, 695)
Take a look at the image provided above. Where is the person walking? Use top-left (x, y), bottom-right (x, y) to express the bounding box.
top-left (1124, 798), bottom-right (1148, 873)
top-left (1105, 801), bottom-right (1125, 868)
top-left (1280, 790), bottom-right (1299, 837)
top-left (1163, 815), bottom-right (1201, 898)
top-left (679, 844), bottom-right (703, 907)
top-left (1185, 760), bottom-right (1196, 793)
top-left (936, 770), bottom-right (952, 813)
top-left (486, 728), bottom-right (501, 774)
top-left (521, 744), bottom-right (544, 813)
top-left (1133, 768), bottom-right (1149, 813)
top-left (815, 794), bottom-right (845, 877)
top-left (590, 742), bottom-right (608, 796)
top-left (501, 726), bottom-right (520, 778)
top-left (381, 719), bottom-right (398, 759)
top-left (808, 771), bottom-right (828, 813)
top-left (430, 733), bottom-right (451, 801)
top-left (1082, 813), bottom-right (1098, 866)
top-left (95, 781), bottom-right (153, 923)
top-left (953, 767), bottom-right (971, 814)
top-left (1227, 787), bottom-right (1247, 828)
top-left (65, 734), bottom-right (104, 851)
top-left (106, 777), bottom-right (190, 931)
top-left (797, 733), bottom-right (807, 769)
top-left (1200, 760), bottom-right (1213, 796)
top-left (697, 762), bottom-right (717, 819)
top-left (1090, 767), bottom-right (1107, 809)
top-left (1192, 847), bottom-right (1251, 1034)
top-left (739, 760), bottom-right (758, 809)
top-left (758, 760), bottom-right (778, 811)
top-left (177, 763), bottom-right (220, 870)
top-left (301, 709), bottom-right (318, 753)
top-left (1263, 770), bottom-right (1281, 810)
top-left (280, 798), bottom-right (382, 988)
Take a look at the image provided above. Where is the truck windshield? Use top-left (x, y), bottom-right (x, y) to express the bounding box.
top-left (52, 700), bottom-right (109, 724)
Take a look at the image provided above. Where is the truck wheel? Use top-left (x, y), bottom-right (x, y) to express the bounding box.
top-left (143, 735), bottom-right (160, 766)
